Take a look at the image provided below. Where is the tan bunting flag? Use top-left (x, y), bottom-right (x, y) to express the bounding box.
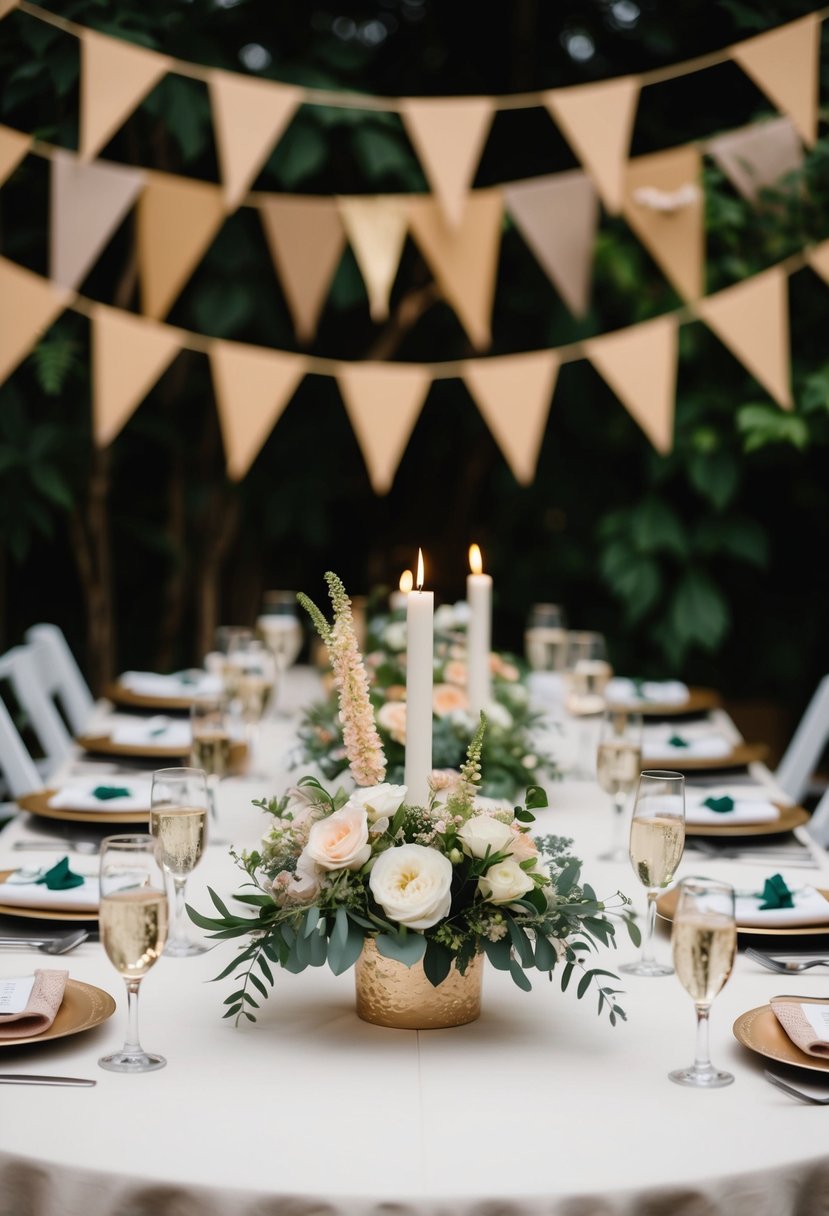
top-left (209, 341), bottom-right (306, 479)
top-left (90, 304), bottom-right (183, 446)
top-left (136, 172), bottom-right (224, 319)
top-left (708, 118), bottom-right (804, 204)
top-left (462, 351), bottom-right (560, 484)
top-left (623, 146), bottom-right (704, 301)
top-left (0, 1), bottom-right (19, 19)
top-left (696, 266), bottom-right (792, 409)
top-left (259, 196), bottom-right (346, 344)
top-left (0, 258), bottom-right (72, 385)
top-left (400, 97), bottom-right (495, 228)
top-left (544, 77), bottom-right (639, 214)
top-left (0, 124), bottom-right (29, 185)
top-left (806, 239), bottom-right (829, 286)
top-left (80, 29), bottom-right (170, 161)
top-left (208, 71), bottom-right (301, 211)
top-left (339, 196), bottom-right (410, 322)
top-left (336, 362), bottom-right (432, 494)
top-left (408, 189), bottom-right (502, 350)
top-left (731, 14), bottom-right (820, 146)
top-left (504, 171), bottom-right (598, 317)
top-left (51, 150), bottom-right (144, 290)
top-left (584, 314), bottom-right (678, 453)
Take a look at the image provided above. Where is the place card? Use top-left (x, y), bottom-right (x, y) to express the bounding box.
top-left (801, 1002), bottom-right (829, 1039)
top-left (0, 976), bottom-right (35, 1015)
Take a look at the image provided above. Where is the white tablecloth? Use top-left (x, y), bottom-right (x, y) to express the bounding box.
top-left (1, 671), bottom-right (828, 1216)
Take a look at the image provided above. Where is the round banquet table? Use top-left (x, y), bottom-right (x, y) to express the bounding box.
top-left (1, 675), bottom-right (828, 1216)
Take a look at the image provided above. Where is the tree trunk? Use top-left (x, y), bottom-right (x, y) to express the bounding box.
top-left (69, 446), bottom-right (115, 694)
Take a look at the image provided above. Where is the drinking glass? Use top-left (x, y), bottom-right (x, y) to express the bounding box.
top-left (214, 626), bottom-right (254, 703)
top-left (669, 877), bottom-right (737, 1088)
top-left (150, 767), bottom-right (208, 958)
top-left (596, 709), bottom-right (643, 861)
top-left (98, 834), bottom-right (168, 1073)
top-left (524, 603), bottom-right (568, 673)
top-left (564, 631), bottom-right (612, 715)
top-left (620, 770), bottom-right (685, 977)
top-left (256, 591), bottom-right (303, 717)
top-left (190, 695), bottom-right (231, 844)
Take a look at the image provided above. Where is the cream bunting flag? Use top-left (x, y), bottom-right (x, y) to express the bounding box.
top-left (731, 14), bottom-right (820, 146)
top-left (336, 362), bottom-right (432, 494)
top-left (806, 239), bottom-right (829, 286)
top-left (407, 189), bottom-right (503, 350)
top-left (544, 77), bottom-right (639, 214)
top-left (708, 118), bottom-right (803, 204)
top-left (584, 314), bottom-right (678, 453)
top-left (0, 258), bottom-right (72, 385)
top-left (462, 351), bottom-right (560, 484)
top-left (90, 304), bottom-right (183, 446)
top-left (208, 71), bottom-right (302, 211)
top-left (209, 341), bottom-right (306, 479)
top-left (504, 171), bottom-right (598, 317)
top-left (400, 97), bottom-right (495, 228)
top-left (0, 0), bottom-right (19, 19)
top-left (80, 29), bottom-right (171, 161)
top-left (259, 196), bottom-right (346, 343)
top-left (51, 150), bottom-right (145, 290)
top-left (695, 266), bottom-right (792, 409)
top-left (0, 124), bottom-right (29, 186)
top-left (339, 196), bottom-right (410, 322)
top-left (136, 172), bottom-right (225, 319)
top-left (623, 146), bottom-right (704, 301)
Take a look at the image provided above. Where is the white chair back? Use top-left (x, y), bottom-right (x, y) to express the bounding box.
top-left (806, 787), bottom-right (829, 848)
top-left (0, 689), bottom-right (43, 798)
top-left (24, 623), bottom-right (94, 735)
top-left (775, 675), bottom-right (829, 804)
top-left (0, 646), bottom-right (73, 778)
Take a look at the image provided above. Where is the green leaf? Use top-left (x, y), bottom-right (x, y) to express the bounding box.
top-left (332, 906), bottom-right (349, 951)
top-left (508, 958), bottom-right (533, 991)
top-left (506, 918), bottom-right (534, 967)
top-left (737, 404), bottom-right (809, 452)
top-left (560, 962), bottom-right (574, 992)
top-left (577, 972), bottom-right (592, 999)
top-left (630, 499), bottom-right (688, 557)
top-left (327, 920), bottom-right (364, 975)
top-left (687, 449), bottom-right (739, 509)
top-left (375, 931), bottom-right (427, 967)
top-left (513, 808), bottom-right (535, 823)
top-left (303, 907), bottom-right (321, 939)
top-left (249, 972), bottom-right (268, 1000)
top-left (524, 785), bottom-right (548, 810)
top-left (533, 932), bottom-right (558, 971)
top-left (482, 936), bottom-right (511, 971)
top-left (694, 515), bottom-right (769, 567)
top-left (423, 939), bottom-right (452, 987)
top-left (271, 119), bottom-right (329, 187)
top-left (668, 568), bottom-right (730, 651)
top-left (556, 858), bottom-right (581, 897)
top-left (350, 122), bottom-right (413, 182)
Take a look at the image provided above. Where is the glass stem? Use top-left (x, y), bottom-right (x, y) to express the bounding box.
top-left (611, 792), bottom-right (625, 852)
top-left (207, 774), bottom-right (219, 826)
top-left (123, 978), bottom-right (142, 1054)
top-left (693, 1003), bottom-right (713, 1075)
top-left (172, 876), bottom-right (188, 945)
top-left (642, 891), bottom-right (658, 966)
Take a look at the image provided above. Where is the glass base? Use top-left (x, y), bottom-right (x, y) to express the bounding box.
top-left (99, 1049), bottom-right (166, 1073)
top-left (619, 959), bottom-right (674, 977)
top-left (164, 937), bottom-right (208, 958)
top-left (669, 1065), bottom-right (734, 1088)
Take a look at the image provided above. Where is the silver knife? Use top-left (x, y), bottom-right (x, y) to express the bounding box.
top-left (0, 1074), bottom-right (96, 1086)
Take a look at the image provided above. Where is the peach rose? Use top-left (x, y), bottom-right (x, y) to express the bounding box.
top-left (304, 805), bottom-right (371, 872)
top-left (377, 701), bottom-right (407, 744)
top-left (490, 653), bottom-right (520, 681)
top-left (385, 684), bottom-right (406, 702)
top-left (443, 660), bottom-right (468, 687)
top-left (507, 828), bottom-right (538, 863)
top-left (432, 683), bottom-right (469, 717)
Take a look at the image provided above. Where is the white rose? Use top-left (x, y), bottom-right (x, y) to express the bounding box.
top-left (346, 783), bottom-right (407, 823)
top-left (451, 601), bottom-right (471, 626)
top-left (458, 814), bottom-right (514, 859)
top-left (383, 622), bottom-right (408, 652)
top-left (478, 857), bottom-right (535, 905)
top-left (369, 844), bottom-right (453, 930)
top-left (288, 849), bottom-right (323, 900)
top-left (484, 702), bottom-right (513, 730)
top-left (433, 605), bottom-right (458, 632)
top-left (305, 805), bottom-right (371, 871)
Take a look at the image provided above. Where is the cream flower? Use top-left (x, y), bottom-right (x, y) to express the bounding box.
top-left (346, 783), bottom-right (407, 823)
top-left (490, 654), bottom-right (520, 682)
top-left (443, 659), bottom-right (468, 687)
top-left (377, 701), bottom-right (407, 744)
top-left (506, 828), bottom-right (539, 863)
top-left (458, 814), bottom-right (514, 860)
top-left (478, 857), bottom-right (535, 905)
top-left (383, 622), bottom-right (408, 652)
top-left (433, 683), bottom-right (469, 717)
top-left (385, 684), bottom-right (406, 702)
top-left (369, 844), bottom-right (453, 930)
top-left (304, 805), bottom-right (371, 871)
top-left (484, 701), bottom-right (513, 730)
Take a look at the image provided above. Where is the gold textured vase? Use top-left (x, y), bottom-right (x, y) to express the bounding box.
top-left (354, 939), bottom-right (483, 1029)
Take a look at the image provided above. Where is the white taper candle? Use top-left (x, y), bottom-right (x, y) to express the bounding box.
top-left (404, 549), bottom-right (434, 806)
top-left (466, 544), bottom-right (492, 716)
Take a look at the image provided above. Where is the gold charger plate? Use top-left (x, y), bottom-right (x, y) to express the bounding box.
top-left (642, 742), bottom-right (767, 771)
top-left (17, 788), bottom-right (149, 826)
top-left (733, 1004), bottom-right (829, 1076)
top-left (657, 886), bottom-right (829, 937)
top-left (76, 734), bottom-right (248, 769)
top-left (105, 681), bottom-right (197, 712)
top-left (0, 979), bottom-right (115, 1048)
top-left (0, 870), bottom-right (98, 922)
top-left (607, 686), bottom-right (722, 717)
top-left (685, 802), bottom-right (810, 838)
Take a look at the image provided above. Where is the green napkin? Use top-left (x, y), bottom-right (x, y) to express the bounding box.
top-left (35, 857), bottom-right (84, 891)
top-left (149, 725), bottom-right (168, 737)
top-left (759, 873), bottom-right (794, 911)
top-left (92, 785), bottom-right (131, 801)
top-left (632, 678), bottom-right (645, 696)
top-left (702, 795), bottom-right (735, 814)
top-left (668, 734), bottom-right (690, 748)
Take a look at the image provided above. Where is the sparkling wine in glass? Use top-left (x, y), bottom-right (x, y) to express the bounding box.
top-left (214, 626), bottom-right (254, 703)
top-left (524, 603), bottom-right (568, 673)
top-left (669, 877), bottom-right (737, 1088)
top-left (98, 833), bottom-right (168, 1073)
top-left (150, 767), bottom-right (208, 958)
top-left (596, 709), bottom-right (643, 861)
top-left (257, 591), bottom-right (303, 718)
top-left (190, 696), bottom-right (232, 844)
top-left (620, 770), bottom-right (685, 977)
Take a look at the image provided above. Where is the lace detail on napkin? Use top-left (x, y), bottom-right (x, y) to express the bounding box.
top-left (0, 969), bottom-right (68, 1039)
top-left (771, 996), bottom-right (829, 1058)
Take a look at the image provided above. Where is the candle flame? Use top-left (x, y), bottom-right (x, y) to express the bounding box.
top-left (416, 548), bottom-right (425, 591)
top-left (399, 569), bottom-right (413, 594)
top-left (469, 543), bottom-right (483, 575)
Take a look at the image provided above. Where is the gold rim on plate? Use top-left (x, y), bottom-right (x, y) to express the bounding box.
top-left (684, 802), bottom-right (810, 837)
top-left (17, 789), bottom-right (149, 825)
top-left (0, 979), bottom-right (116, 1048)
top-left (642, 742), bottom-right (768, 771)
top-left (0, 870), bottom-right (98, 921)
top-left (657, 886), bottom-right (829, 937)
top-left (606, 686), bottom-right (722, 717)
top-left (76, 734), bottom-right (248, 768)
top-left (105, 681), bottom-right (198, 712)
top-left (733, 1004), bottom-right (829, 1076)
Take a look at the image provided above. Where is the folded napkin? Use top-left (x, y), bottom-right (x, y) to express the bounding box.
top-left (0, 970), bottom-right (68, 1039)
top-left (110, 716), bottom-right (191, 750)
top-left (0, 866), bottom-right (99, 913)
top-left (642, 728), bottom-right (732, 761)
top-left (48, 779), bottom-right (153, 813)
top-left (606, 678), bottom-right (690, 706)
top-left (686, 793), bottom-right (780, 826)
top-left (36, 858), bottom-right (84, 890)
top-left (735, 883), bottom-right (829, 929)
top-left (771, 996), bottom-right (829, 1058)
top-left (120, 670), bottom-right (222, 699)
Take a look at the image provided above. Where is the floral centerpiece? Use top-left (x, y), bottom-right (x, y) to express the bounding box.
top-left (191, 574), bottom-right (638, 1029)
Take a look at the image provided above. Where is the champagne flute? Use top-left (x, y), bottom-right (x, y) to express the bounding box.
top-left (669, 877), bottom-right (737, 1088)
top-left (190, 695), bottom-right (231, 844)
top-left (214, 626), bottom-right (254, 706)
top-left (150, 767), bottom-right (208, 958)
top-left (98, 833), bottom-right (168, 1073)
top-left (524, 603), bottom-right (568, 673)
top-left (256, 591), bottom-right (303, 718)
top-left (620, 770), bottom-right (685, 977)
top-left (596, 709), bottom-right (643, 861)
top-left (565, 631), bottom-right (612, 715)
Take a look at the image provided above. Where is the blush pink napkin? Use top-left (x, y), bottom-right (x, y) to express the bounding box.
top-left (0, 970), bottom-right (68, 1039)
top-left (771, 995), bottom-right (829, 1058)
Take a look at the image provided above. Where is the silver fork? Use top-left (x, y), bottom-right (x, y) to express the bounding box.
top-left (764, 1070), bottom-right (829, 1104)
top-left (0, 929), bottom-right (89, 954)
top-left (745, 947), bottom-right (829, 973)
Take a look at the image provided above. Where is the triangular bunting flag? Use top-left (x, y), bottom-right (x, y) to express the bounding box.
top-left (696, 266), bottom-right (792, 409)
top-left (408, 190), bottom-right (503, 350)
top-left (708, 117), bottom-right (803, 204)
top-left (0, 0), bottom-right (19, 19)
top-left (544, 77), bottom-right (639, 214)
top-left (136, 172), bottom-right (225, 319)
top-left (259, 196), bottom-right (346, 344)
top-left (51, 150), bottom-right (145, 290)
top-left (806, 239), bottom-right (829, 286)
top-left (80, 29), bottom-right (171, 161)
top-left (623, 146), bottom-right (704, 301)
top-left (336, 362), bottom-right (432, 494)
top-left (731, 14), bottom-right (820, 146)
top-left (0, 258), bottom-right (72, 385)
top-left (208, 71), bottom-right (302, 211)
top-left (0, 124), bottom-right (29, 186)
top-left (209, 341), bottom-right (306, 479)
top-left (504, 171), bottom-right (598, 317)
top-left (90, 303), bottom-right (183, 446)
top-left (462, 351), bottom-right (560, 484)
top-left (400, 97), bottom-right (495, 227)
top-left (339, 196), bottom-right (410, 322)
top-left (584, 314), bottom-right (678, 452)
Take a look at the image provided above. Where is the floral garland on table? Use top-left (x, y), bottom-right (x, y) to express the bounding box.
top-left (190, 574), bottom-right (639, 1024)
top-left (298, 598), bottom-right (556, 800)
